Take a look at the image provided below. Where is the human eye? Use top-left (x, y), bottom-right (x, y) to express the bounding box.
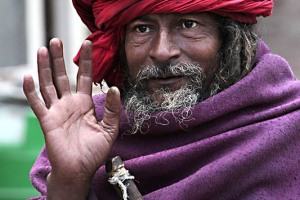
top-left (134, 24), bottom-right (151, 33)
top-left (180, 20), bottom-right (198, 29)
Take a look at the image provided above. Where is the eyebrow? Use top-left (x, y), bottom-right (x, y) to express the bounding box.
top-left (131, 14), bottom-right (159, 23)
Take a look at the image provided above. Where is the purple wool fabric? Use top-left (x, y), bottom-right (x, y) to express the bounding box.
top-left (29, 41), bottom-right (300, 199)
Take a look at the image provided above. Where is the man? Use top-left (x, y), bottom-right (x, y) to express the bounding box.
top-left (23, 0), bottom-right (300, 199)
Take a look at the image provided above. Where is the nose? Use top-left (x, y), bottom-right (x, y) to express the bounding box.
top-left (149, 29), bottom-right (181, 64)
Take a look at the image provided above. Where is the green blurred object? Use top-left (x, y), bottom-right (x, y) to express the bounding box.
top-left (0, 109), bottom-right (44, 200)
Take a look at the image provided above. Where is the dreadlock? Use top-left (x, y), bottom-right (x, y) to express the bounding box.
top-left (206, 16), bottom-right (259, 97)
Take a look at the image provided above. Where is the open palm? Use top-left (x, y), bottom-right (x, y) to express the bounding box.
top-left (23, 39), bottom-right (121, 198)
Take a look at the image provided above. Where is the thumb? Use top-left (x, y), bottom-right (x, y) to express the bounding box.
top-left (99, 86), bottom-right (122, 142)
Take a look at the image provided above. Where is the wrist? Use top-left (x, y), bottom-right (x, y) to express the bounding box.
top-left (46, 172), bottom-right (92, 200)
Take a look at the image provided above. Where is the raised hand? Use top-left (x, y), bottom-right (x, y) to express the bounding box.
top-left (23, 38), bottom-right (121, 199)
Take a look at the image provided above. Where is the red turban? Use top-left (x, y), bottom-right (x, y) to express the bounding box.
top-left (72, 0), bottom-right (274, 87)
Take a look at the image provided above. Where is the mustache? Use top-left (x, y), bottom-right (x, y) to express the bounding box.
top-left (135, 63), bottom-right (205, 82)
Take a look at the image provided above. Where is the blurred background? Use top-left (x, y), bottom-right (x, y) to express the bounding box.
top-left (0, 0), bottom-right (299, 199)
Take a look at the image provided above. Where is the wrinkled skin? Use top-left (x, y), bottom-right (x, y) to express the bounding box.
top-left (125, 13), bottom-right (220, 102)
top-left (23, 13), bottom-right (220, 199)
top-left (23, 39), bottom-right (122, 199)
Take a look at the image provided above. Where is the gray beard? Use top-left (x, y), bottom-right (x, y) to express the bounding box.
top-left (122, 63), bottom-right (207, 135)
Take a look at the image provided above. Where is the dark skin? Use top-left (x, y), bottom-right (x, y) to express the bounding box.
top-left (23, 39), bottom-right (122, 199)
top-left (125, 13), bottom-right (220, 102)
top-left (23, 13), bottom-right (220, 199)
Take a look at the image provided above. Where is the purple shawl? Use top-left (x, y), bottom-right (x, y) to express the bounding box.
top-left (29, 41), bottom-right (300, 199)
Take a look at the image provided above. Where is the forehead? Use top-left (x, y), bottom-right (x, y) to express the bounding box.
top-left (128, 12), bottom-right (218, 24)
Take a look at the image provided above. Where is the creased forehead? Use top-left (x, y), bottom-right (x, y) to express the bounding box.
top-left (74, 0), bottom-right (274, 31)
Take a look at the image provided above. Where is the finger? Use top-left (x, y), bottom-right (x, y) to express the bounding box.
top-left (49, 38), bottom-right (71, 97)
top-left (38, 47), bottom-right (58, 108)
top-left (23, 75), bottom-right (48, 119)
top-left (99, 87), bottom-right (122, 143)
top-left (77, 40), bottom-right (93, 95)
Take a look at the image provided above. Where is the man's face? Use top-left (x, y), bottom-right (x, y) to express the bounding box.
top-left (124, 13), bottom-right (220, 102)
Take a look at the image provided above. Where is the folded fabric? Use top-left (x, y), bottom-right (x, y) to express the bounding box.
top-left (30, 41), bottom-right (300, 199)
top-left (72, 0), bottom-right (274, 87)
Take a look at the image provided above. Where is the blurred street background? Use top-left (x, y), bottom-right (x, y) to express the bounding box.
top-left (0, 0), bottom-right (299, 199)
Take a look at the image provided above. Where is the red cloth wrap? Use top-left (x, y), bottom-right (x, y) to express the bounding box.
top-left (72, 0), bottom-right (274, 87)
